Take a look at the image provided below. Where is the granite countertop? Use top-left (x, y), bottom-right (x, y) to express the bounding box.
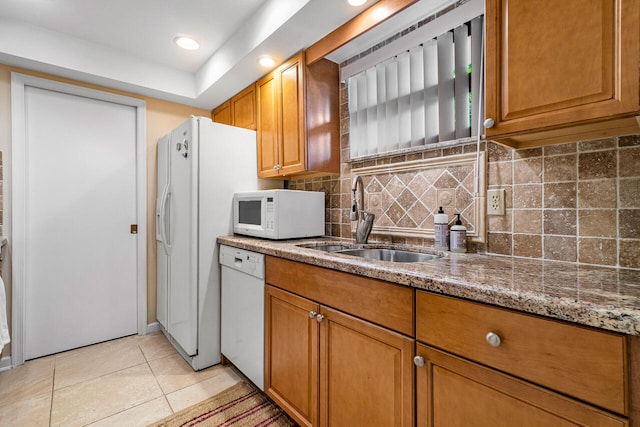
top-left (218, 235), bottom-right (640, 337)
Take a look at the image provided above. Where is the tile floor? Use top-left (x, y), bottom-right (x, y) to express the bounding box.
top-left (0, 332), bottom-right (243, 426)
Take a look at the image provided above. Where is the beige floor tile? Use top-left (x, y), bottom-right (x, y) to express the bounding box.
top-left (0, 392), bottom-right (52, 427)
top-left (0, 356), bottom-right (55, 405)
top-left (54, 336), bottom-right (146, 390)
top-left (54, 334), bottom-right (139, 360)
top-left (86, 396), bottom-right (173, 427)
top-left (148, 353), bottom-right (225, 394)
top-left (137, 332), bottom-right (177, 362)
top-left (50, 362), bottom-right (163, 427)
top-left (165, 366), bottom-right (242, 413)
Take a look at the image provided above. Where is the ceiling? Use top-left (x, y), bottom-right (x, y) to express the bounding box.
top-left (0, 0), bottom-right (375, 109)
top-left (0, 0), bottom-right (460, 110)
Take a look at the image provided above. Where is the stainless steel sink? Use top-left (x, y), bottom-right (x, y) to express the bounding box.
top-left (334, 248), bottom-right (440, 263)
top-left (307, 244), bottom-right (356, 253)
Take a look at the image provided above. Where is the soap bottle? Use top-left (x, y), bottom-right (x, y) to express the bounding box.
top-left (450, 213), bottom-right (467, 253)
top-left (433, 207), bottom-right (449, 251)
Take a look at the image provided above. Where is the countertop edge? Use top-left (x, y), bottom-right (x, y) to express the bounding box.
top-left (218, 236), bottom-right (640, 337)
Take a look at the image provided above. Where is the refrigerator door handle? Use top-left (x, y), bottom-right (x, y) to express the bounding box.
top-left (159, 186), bottom-right (171, 254)
top-left (164, 190), bottom-right (172, 248)
top-left (155, 197), bottom-right (163, 241)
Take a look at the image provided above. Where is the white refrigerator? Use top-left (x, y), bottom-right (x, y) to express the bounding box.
top-left (156, 116), bottom-right (261, 370)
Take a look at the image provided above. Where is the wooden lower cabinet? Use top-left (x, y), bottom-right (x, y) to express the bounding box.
top-left (265, 285), bottom-right (414, 427)
top-left (320, 306), bottom-right (414, 427)
top-left (415, 343), bottom-right (628, 427)
top-left (265, 285), bottom-right (319, 427)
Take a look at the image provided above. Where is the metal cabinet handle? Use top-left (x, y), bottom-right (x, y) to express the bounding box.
top-left (309, 311), bottom-right (317, 319)
top-left (273, 164), bottom-right (281, 171)
top-left (486, 331), bottom-right (502, 347)
top-left (316, 314), bottom-right (324, 323)
top-left (413, 356), bottom-right (425, 367)
top-left (483, 118), bottom-right (495, 128)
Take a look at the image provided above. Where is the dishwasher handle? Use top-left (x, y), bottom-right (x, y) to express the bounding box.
top-left (219, 245), bottom-right (265, 279)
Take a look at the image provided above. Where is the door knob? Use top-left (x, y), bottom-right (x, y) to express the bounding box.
top-left (483, 118), bottom-right (495, 128)
top-left (316, 314), bottom-right (324, 323)
top-left (413, 356), bottom-right (425, 367)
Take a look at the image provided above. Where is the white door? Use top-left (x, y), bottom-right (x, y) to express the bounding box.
top-left (20, 85), bottom-right (139, 360)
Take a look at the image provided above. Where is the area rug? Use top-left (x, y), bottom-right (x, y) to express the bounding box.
top-left (149, 381), bottom-right (296, 427)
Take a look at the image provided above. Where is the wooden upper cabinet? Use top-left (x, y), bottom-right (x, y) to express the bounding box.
top-left (485, 0), bottom-right (640, 148)
top-left (256, 51), bottom-right (340, 179)
top-left (212, 83), bottom-right (256, 130)
top-left (277, 54), bottom-right (306, 176)
top-left (231, 84), bottom-right (257, 130)
top-left (212, 100), bottom-right (232, 125)
top-left (256, 71), bottom-right (281, 178)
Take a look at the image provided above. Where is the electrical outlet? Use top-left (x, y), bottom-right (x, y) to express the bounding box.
top-left (487, 189), bottom-right (505, 215)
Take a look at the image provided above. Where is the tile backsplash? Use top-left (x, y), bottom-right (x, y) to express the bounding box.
top-left (289, 86), bottom-right (640, 269)
top-left (347, 152), bottom-right (485, 243)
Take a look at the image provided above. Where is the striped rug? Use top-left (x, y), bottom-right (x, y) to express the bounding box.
top-left (150, 382), bottom-right (296, 427)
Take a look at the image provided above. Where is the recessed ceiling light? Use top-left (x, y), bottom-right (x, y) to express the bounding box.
top-left (174, 36), bottom-right (200, 51)
top-left (347, 0), bottom-right (367, 6)
top-left (258, 56), bottom-right (276, 67)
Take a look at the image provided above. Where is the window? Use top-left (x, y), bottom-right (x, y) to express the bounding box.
top-left (347, 13), bottom-right (484, 159)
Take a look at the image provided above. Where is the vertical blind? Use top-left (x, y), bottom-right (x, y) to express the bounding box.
top-left (348, 16), bottom-right (484, 158)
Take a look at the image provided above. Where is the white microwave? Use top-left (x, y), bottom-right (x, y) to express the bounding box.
top-left (233, 190), bottom-right (325, 239)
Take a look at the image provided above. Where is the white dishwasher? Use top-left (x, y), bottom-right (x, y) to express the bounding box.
top-left (219, 245), bottom-right (265, 390)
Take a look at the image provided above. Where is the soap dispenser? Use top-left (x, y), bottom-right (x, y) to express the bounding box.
top-left (434, 206), bottom-right (449, 251)
top-left (450, 213), bottom-right (467, 253)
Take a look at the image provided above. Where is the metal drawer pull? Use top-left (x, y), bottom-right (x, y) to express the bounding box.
top-left (309, 311), bottom-right (317, 319)
top-left (486, 331), bottom-right (502, 347)
top-left (316, 314), bottom-right (324, 323)
top-left (413, 356), bottom-right (425, 367)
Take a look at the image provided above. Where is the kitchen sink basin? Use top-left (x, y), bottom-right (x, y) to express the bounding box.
top-left (299, 243), bottom-right (442, 263)
top-left (334, 248), bottom-right (440, 263)
top-left (307, 244), bottom-right (356, 252)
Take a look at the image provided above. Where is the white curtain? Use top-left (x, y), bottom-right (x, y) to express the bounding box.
top-left (349, 16), bottom-right (484, 159)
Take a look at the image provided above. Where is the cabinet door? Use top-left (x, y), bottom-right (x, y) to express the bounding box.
top-left (265, 285), bottom-right (319, 427)
top-left (415, 344), bottom-right (628, 427)
top-left (485, 0), bottom-right (639, 138)
top-left (212, 100), bottom-right (232, 125)
top-left (278, 52), bottom-right (306, 176)
top-left (256, 72), bottom-right (281, 178)
top-left (231, 84), bottom-right (256, 130)
top-left (319, 306), bottom-right (414, 427)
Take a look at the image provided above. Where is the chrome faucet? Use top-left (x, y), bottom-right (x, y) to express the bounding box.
top-left (351, 175), bottom-right (374, 243)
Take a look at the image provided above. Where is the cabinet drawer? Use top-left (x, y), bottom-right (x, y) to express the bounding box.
top-left (266, 256), bottom-right (414, 336)
top-left (416, 292), bottom-right (627, 415)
